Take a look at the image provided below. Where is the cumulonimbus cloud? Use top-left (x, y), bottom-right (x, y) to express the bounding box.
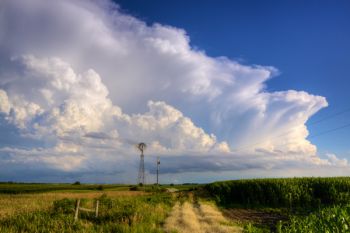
top-left (0, 0), bottom-right (347, 182)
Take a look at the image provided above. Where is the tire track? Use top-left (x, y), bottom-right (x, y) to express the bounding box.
top-left (164, 201), bottom-right (242, 233)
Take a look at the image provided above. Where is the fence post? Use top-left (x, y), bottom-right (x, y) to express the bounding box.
top-left (95, 200), bottom-right (99, 218)
top-left (74, 199), bottom-right (80, 221)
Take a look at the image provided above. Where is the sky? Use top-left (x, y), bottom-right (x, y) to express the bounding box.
top-left (0, 0), bottom-right (349, 183)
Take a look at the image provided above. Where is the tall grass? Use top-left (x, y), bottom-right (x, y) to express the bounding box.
top-left (0, 190), bottom-right (145, 218)
top-left (0, 193), bottom-right (177, 232)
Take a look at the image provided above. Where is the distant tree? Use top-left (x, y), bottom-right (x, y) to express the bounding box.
top-left (73, 181), bottom-right (81, 185)
top-left (129, 186), bottom-right (139, 191)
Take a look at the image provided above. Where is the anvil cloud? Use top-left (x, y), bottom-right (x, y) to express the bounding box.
top-left (0, 0), bottom-right (347, 183)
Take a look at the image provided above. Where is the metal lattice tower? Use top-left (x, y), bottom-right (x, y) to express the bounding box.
top-left (137, 143), bottom-right (146, 185)
top-left (156, 156), bottom-right (160, 185)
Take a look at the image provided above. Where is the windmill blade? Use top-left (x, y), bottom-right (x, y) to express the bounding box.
top-left (136, 142), bottom-right (147, 153)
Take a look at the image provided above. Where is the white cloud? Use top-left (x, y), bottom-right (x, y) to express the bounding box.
top-left (0, 0), bottom-right (347, 182)
top-left (326, 153), bottom-right (348, 167)
top-left (0, 55), bottom-right (226, 156)
top-left (0, 90), bottom-right (10, 114)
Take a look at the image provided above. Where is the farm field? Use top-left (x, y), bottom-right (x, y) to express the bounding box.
top-left (1, 178), bottom-right (350, 232)
top-left (0, 183), bottom-right (131, 194)
top-left (205, 177), bottom-right (350, 232)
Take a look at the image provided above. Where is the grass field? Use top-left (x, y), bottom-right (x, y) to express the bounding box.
top-left (0, 190), bottom-right (146, 218)
top-left (0, 193), bottom-right (176, 232)
top-left (0, 182), bottom-right (132, 194)
top-left (0, 183), bottom-right (180, 232)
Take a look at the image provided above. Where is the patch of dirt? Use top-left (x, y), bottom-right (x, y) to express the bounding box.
top-left (223, 208), bottom-right (288, 228)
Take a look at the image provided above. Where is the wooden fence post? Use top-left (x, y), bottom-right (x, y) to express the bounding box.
top-left (74, 199), bottom-right (80, 221)
top-left (74, 198), bottom-right (99, 221)
top-left (95, 200), bottom-right (99, 218)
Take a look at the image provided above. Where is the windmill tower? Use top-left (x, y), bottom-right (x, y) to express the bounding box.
top-left (137, 142), bottom-right (147, 185)
top-left (156, 156), bottom-right (160, 185)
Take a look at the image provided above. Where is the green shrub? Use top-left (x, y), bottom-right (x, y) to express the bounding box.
top-left (53, 198), bottom-right (76, 214)
top-left (129, 186), bottom-right (139, 191)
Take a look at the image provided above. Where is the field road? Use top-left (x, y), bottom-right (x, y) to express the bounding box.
top-left (164, 201), bottom-right (242, 233)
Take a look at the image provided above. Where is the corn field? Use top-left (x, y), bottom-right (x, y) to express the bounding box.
top-left (205, 177), bottom-right (350, 208)
top-left (276, 205), bottom-right (350, 232)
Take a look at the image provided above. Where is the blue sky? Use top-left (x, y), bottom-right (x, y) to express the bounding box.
top-left (0, 0), bottom-right (349, 183)
top-left (116, 0), bottom-right (350, 156)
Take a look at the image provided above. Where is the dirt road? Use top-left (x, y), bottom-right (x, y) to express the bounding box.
top-left (164, 201), bottom-right (242, 233)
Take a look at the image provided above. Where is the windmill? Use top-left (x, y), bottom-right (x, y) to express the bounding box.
top-left (137, 142), bottom-right (147, 185)
top-left (156, 156), bottom-right (160, 185)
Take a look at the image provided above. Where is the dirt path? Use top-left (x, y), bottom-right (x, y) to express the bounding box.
top-left (164, 201), bottom-right (242, 233)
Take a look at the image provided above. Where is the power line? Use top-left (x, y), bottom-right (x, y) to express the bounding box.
top-left (308, 122), bottom-right (350, 139)
top-left (308, 107), bottom-right (350, 126)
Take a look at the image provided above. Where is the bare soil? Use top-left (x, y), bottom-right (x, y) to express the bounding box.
top-left (223, 208), bottom-right (288, 228)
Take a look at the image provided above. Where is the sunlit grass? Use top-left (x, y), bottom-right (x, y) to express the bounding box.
top-left (0, 190), bottom-right (146, 218)
top-left (0, 192), bottom-right (177, 232)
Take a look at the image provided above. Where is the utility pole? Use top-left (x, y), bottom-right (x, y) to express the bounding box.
top-left (156, 156), bottom-right (160, 185)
